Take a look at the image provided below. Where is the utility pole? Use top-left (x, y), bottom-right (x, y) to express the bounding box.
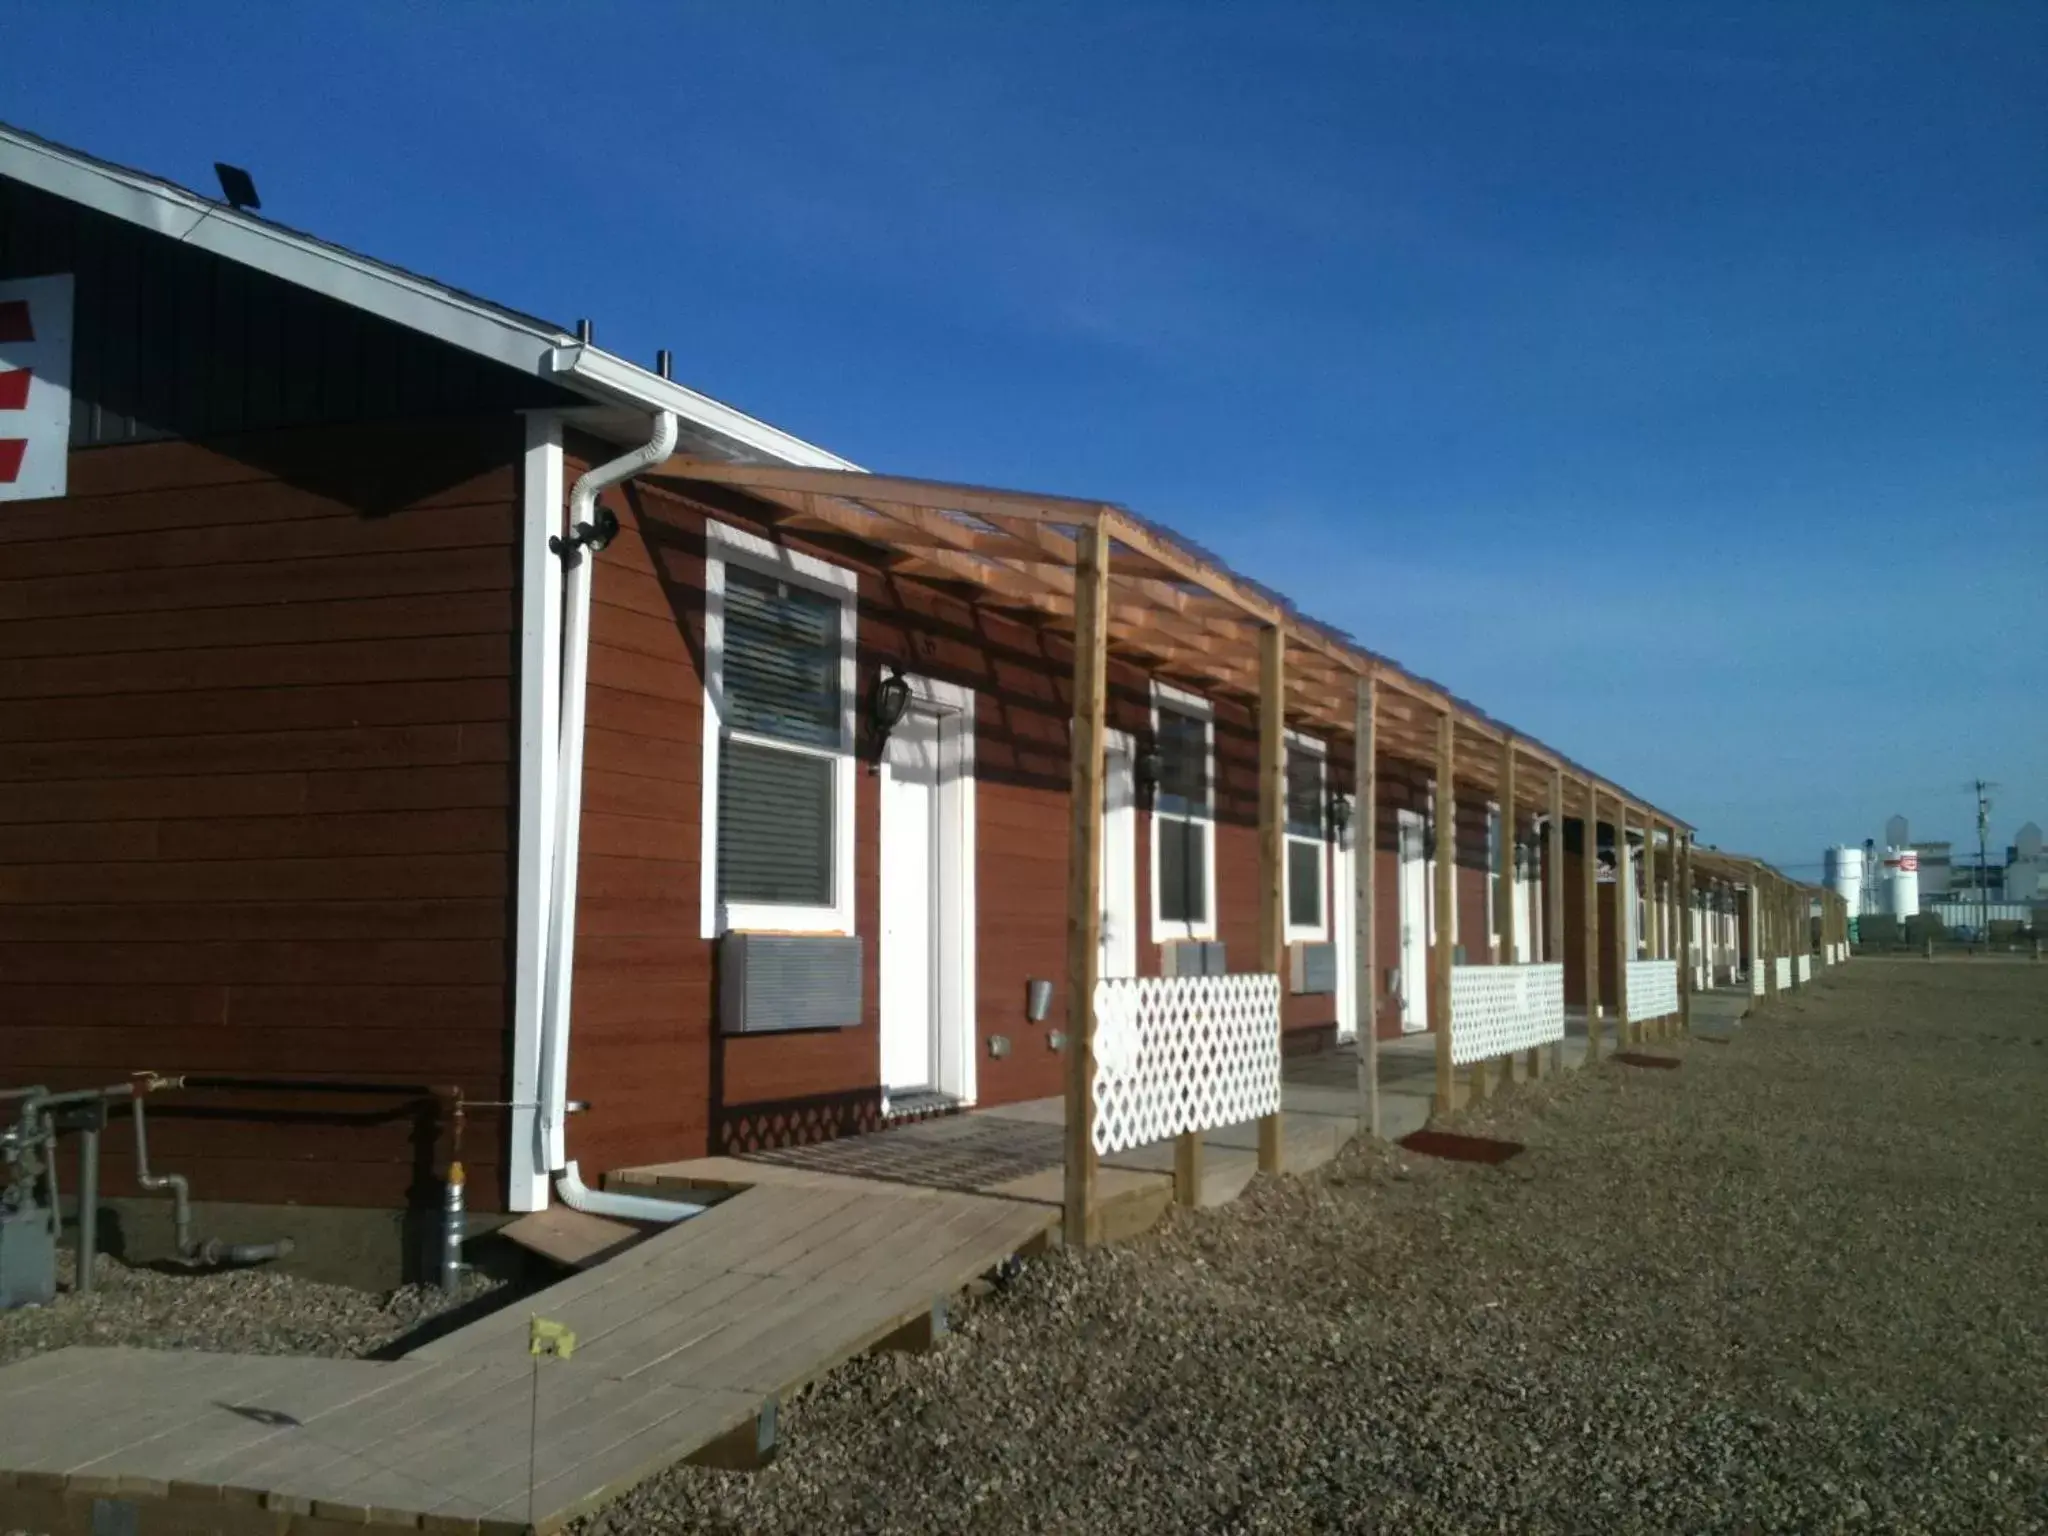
top-left (1976, 779), bottom-right (1996, 943)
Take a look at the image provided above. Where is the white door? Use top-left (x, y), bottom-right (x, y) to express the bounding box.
top-left (1512, 869), bottom-right (1533, 964)
top-left (1101, 731), bottom-right (1137, 978)
top-left (881, 706), bottom-right (943, 1097)
top-left (1397, 808), bottom-right (1429, 1032)
top-left (1333, 796), bottom-right (1359, 1041)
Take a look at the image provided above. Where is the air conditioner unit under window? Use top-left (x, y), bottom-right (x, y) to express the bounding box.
top-left (719, 934), bottom-right (863, 1034)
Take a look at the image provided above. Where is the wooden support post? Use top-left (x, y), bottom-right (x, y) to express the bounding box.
top-left (1583, 784), bottom-right (1602, 1062)
top-left (1649, 821), bottom-right (1667, 1040)
top-left (1543, 767), bottom-right (1566, 1075)
top-left (1062, 517), bottom-right (1110, 1248)
top-left (1613, 805), bottom-right (1634, 1045)
top-left (1496, 737), bottom-right (1519, 1086)
top-left (1678, 833), bottom-right (1694, 1035)
top-left (1432, 712), bottom-right (1457, 1114)
top-left (1256, 622), bottom-right (1285, 1174)
top-left (1355, 673), bottom-right (1380, 1138)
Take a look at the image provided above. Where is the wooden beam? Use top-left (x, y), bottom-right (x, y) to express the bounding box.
top-left (1583, 783), bottom-right (1603, 1063)
top-left (1356, 673), bottom-right (1379, 1138)
top-left (654, 457), bottom-right (1108, 524)
top-left (1614, 806), bottom-right (1635, 1044)
top-left (1257, 623), bottom-right (1286, 1174)
top-left (1062, 518), bottom-right (1110, 1249)
top-left (1432, 710), bottom-right (1457, 1115)
top-left (1490, 734), bottom-right (1518, 1092)
top-left (1678, 832), bottom-right (1694, 1035)
top-left (1543, 765), bottom-right (1566, 1075)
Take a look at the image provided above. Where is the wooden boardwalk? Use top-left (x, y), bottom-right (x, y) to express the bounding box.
top-left (0, 1175), bottom-right (1053, 1534)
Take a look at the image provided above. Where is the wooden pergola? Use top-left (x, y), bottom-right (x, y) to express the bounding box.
top-left (652, 457), bottom-right (1701, 1242)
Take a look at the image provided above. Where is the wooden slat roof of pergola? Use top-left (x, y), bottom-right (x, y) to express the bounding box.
top-left (649, 457), bottom-right (1693, 831)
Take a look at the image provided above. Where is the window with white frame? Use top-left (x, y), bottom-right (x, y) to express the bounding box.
top-left (1150, 685), bottom-right (1215, 941)
top-left (1284, 734), bottom-right (1327, 939)
top-left (1486, 801), bottom-right (1502, 955)
top-left (699, 522), bottom-right (857, 938)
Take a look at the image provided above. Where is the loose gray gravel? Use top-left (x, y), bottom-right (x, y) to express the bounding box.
top-left (0, 1250), bottom-right (502, 1368)
top-left (579, 963), bottom-right (2048, 1535)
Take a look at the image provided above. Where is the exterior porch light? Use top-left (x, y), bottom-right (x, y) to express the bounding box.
top-left (1328, 790), bottom-right (1353, 839)
top-left (867, 664), bottom-right (912, 764)
top-left (1134, 738), bottom-right (1163, 805)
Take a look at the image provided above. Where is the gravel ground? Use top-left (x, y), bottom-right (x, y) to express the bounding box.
top-left (580, 962), bottom-right (2048, 1535)
top-left (0, 1249), bottom-right (503, 1368)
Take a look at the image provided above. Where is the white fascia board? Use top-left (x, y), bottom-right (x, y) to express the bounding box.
top-left (0, 126), bottom-right (862, 473)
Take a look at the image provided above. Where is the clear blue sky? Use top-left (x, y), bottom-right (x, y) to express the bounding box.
top-left (8, 2), bottom-right (2043, 870)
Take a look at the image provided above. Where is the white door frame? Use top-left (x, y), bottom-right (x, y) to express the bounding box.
top-left (1102, 729), bottom-right (1138, 978)
top-left (879, 675), bottom-right (977, 1108)
top-left (1333, 794), bottom-right (1359, 1041)
top-left (1397, 807), bottom-right (1428, 1032)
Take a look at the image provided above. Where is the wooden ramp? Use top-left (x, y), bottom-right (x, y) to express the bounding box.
top-left (0, 1176), bottom-right (1053, 1535)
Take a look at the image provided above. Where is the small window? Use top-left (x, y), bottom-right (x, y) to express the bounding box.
top-left (701, 525), bottom-right (857, 937)
top-left (1150, 688), bottom-right (1215, 941)
top-left (1284, 736), bottom-right (1327, 939)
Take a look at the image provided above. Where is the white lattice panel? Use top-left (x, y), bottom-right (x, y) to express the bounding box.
top-left (1091, 974), bottom-right (1281, 1156)
top-left (1750, 967), bottom-right (1765, 997)
top-left (1796, 955), bottom-right (1812, 983)
top-left (1774, 956), bottom-right (1792, 990)
top-left (1449, 963), bottom-right (1564, 1066)
top-left (1625, 959), bottom-right (1679, 1023)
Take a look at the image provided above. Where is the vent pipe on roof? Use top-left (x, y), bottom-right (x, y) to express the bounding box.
top-left (575, 318), bottom-right (593, 344)
top-left (656, 348), bottom-right (672, 380)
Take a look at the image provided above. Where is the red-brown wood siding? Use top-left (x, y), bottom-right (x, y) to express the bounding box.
top-left (0, 420), bottom-right (524, 1211)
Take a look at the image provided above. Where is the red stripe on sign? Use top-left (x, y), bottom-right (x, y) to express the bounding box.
top-left (0, 368), bottom-right (30, 411)
top-left (0, 439), bottom-right (27, 483)
top-left (0, 300), bottom-right (32, 344)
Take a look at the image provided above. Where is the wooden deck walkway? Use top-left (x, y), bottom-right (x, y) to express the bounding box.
top-left (0, 1175), bottom-right (1053, 1535)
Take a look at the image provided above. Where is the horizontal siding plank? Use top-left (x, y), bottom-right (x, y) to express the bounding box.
top-left (576, 855), bottom-right (699, 904)
top-left (1, 1025), bottom-right (507, 1078)
top-left (584, 641), bottom-right (693, 704)
top-left (578, 810), bottom-right (699, 864)
top-left (0, 679), bottom-right (511, 745)
top-left (0, 853), bottom-right (507, 904)
top-left (584, 683), bottom-right (702, 748)
top-left (0, 763), bottom-right (509, 824)
top-left (582, 766), bottom-right (699, 821)
top-left (0, 938), bottom-right (506, 986)
top-left (0, 633), bottom-right (512, 701)
top-left (0, 590), bottom-right (517, 660)
top-left (0, 504), bottom-right (516, 581)
top-left (0, 724), bottom-right (509, 786)
top-left (570, 978), bottom-right (711, 1027)
top-left (0, 809), bottom-right (506, 863)
top-left (581, 728), bottom-right (698, 787)
top-left (220, 984), bottom-right (505, 1029)
top-left (7, 459), bottom-right (517, 541)
top-left (0, 546), bottom-right (516, 623)
top-left (0, 898), bottom-right (505, 943)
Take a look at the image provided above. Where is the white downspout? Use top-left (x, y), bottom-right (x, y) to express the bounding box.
top-left (534, 410), bottom-right (703, 1223)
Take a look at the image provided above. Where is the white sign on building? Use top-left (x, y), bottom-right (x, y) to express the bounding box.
top-left (0, 273), bottom-right (74, 503)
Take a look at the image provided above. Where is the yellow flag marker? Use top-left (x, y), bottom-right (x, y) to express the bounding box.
top-left (529, 1316), bottom-right (577, 1360)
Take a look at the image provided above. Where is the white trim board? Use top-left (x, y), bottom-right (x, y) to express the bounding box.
top-left (698, 520), bottom-right (860, 940)
top-left (879, 674), bottom-right (979, 1108)
top-left (507, 414), bottom-right (564, 1212)
top-left (1148, 681), bottom-right (1218, 945)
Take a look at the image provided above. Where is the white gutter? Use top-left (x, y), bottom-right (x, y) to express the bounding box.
top-left (556, 1160), bottom-right (705, 1224)
top-left (535, 410), bottom-right (705, 1222)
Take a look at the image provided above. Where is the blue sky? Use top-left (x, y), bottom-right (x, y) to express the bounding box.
top-left (7, 2), bottom-right (2043, 869)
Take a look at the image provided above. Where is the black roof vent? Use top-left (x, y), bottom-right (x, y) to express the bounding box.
top-left (213, 162), bottom-right (260, 212)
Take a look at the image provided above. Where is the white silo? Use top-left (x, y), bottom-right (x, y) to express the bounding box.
top-left (1881, 847), bottom-right (1920, 919)
top-left (1823, 845), bottom-right (1865, 917)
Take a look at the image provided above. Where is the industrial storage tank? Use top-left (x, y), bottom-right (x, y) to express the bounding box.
top-left (1823, 845), bottom-right (1865, 916)
top-left (1881, 847), bottom-right (1919, 919)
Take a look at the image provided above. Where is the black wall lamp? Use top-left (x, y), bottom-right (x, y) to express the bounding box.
top-left (867, 664), bottom-right (912, 765)
top-left (1328, 791), bottom-right (1353, 840)
top-left (1134, 737), bottom-right (1163, 805)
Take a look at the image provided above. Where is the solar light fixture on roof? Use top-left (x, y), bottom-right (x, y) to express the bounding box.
top-left (213, 162), bottom-right (260, 212)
